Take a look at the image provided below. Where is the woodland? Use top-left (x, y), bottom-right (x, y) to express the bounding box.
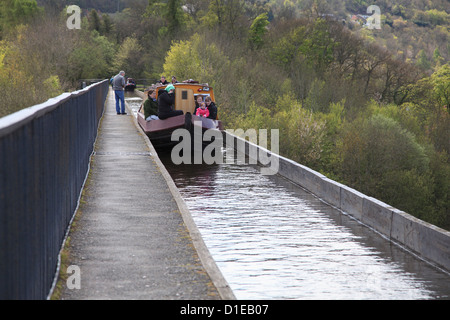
top-left (0, 0), bottom-right (449, 230)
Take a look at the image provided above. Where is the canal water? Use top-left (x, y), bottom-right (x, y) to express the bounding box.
top-left (126, 94), bottom-right (450, 300)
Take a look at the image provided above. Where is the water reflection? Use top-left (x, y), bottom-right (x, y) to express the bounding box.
top-left (159, 151), bottom-right (450, 300)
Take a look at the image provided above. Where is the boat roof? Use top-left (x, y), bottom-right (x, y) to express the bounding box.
top-left (158, 82), bottom-right (211, 88)
top-left (146, 80), bottom-right (214, 97)
top-left (146, 79), bottom-right (210, 88)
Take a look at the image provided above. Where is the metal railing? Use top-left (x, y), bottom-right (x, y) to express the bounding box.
top-left (0, 80), bottom-right (109, 299)
top-left (78, 78), bottom-right (157, 91)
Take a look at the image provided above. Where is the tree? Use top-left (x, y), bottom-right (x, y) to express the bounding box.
top-left (102, 13), bottom-right (113, 35)
top-left (270, 18), bottom-right (338, 76)
top-left (112, 36), bottom-right (144, 78)
top-left (166, 0), bottom-right (183, 36)
top-left (430, 63), bottom-right (450, 110)
top-left (248, 12), bottom-right (269, 50)
top-left (381, 56), bottom-right (421, 104)
top-left (299, 19), bottom-right (336, 74)
top-left (89, 9), bottom-right (101, 32)
top-left (433, 48), bottom-right (444, 67)
top-left (205, 0), bottom-right (245, 36)
top-left (0, 41), bottom-right (36, 116)
top-left (274, 99), bottom-right (326, 167)
top-left (162, 33), bottom-right (229, 84)
top-left (337, 114), bottom-right (435, 221)
top-left (163, 37), bottom-right (202, 80)
top-left (361, 43), bottom-right (391, 95)
top-left (143, 0), bottom-right (187, 38)
top-left (416, 49), bottom-right (431, 70)
top-left (0, 0), bottom-right (43, 38)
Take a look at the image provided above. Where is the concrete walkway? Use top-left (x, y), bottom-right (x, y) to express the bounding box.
top-left (59, 89), bottom-right (234, 300)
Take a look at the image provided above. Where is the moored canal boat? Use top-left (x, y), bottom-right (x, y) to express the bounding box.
top-left (125, 78), bottom-right (136, 91)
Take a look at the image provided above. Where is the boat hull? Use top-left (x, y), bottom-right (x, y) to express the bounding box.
top-left (137, 112), bottom-right (224, 149)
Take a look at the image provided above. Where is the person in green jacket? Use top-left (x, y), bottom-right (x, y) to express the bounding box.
top-left (144, 89), bottom-right (159, 120)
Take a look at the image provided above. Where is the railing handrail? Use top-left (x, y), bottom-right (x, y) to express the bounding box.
top-left (0, 80), bottom-right (108, 137)
top-left (0, 79), bottom-right (109, 299)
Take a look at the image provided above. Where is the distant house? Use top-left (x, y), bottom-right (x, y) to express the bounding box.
top-left (349, 14), bottom-right (376, 28)
top-left (350, 14), bottom-right (363, 25)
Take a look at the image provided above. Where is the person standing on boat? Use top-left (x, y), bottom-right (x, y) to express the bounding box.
top-left (205, 96), bottom-right (217, 120)
top-left (112, 70), bottom-right (127, 115)
top-left (194, 95), bottom-right (203, 115)
top-left (158, 84), bottom-right (183, 119)
top-left (158, 76), bottom-right (168, 85)
top-left (144, 89), bottom-right (159, 121)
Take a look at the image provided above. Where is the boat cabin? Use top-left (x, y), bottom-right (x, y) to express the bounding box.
top-left (155, 81), bottom-right (216, 116)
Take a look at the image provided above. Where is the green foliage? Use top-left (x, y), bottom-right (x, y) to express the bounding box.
top-left (232, 95), bottom-right (327, 168)
top-left (202, 0), bottom-right (245, 34)
top-left (0, 0), bottom-right (43, 38)
top-left (166, 0), bottom-right (185, 36)
top-left (144, 0), bottom-right (188, 37)
top-left (403, 63), bottom-right (450, 155)
top-left (424, 9), bottom-right (449, 26)
top-left (248, 12), bottom-right (270, 50)
top-left (102, 14), bottom-right (113, 35)
top-left (316, 100), bottom-right (346, 176)
top-left (299, 19), bottom-right (336, 72)
top-left (336, 114), bottom-right (439, 220)
top-left (37, 0), bottom-right (148, 13)
top-left (270, 18), bottom-right (338, 76)
top-left (433, 48), bottom-right (444, 67)
top-left (112, 36), bottom-right (143, 78)
top-left (0, 8), bottom-right (116, 116)
top-left (430, 63), bottom-right (450, 109)
top-left (69, 30), bottom-right (116, 80)
top-left (85, 10), bottom-right (115, 37)
top-left (416, 49), bottom-right (431, 70)
top-left (304, 79), bottom-right (327, 113)
top-left (381, 169), bottom-right (435, 222)
top-left (43, 75), bottom-right (62, 98)
top-left (366, 101), bottom-right (422, 139)
top-left (88, 10), bottom-right (101, 32)
top-left (428, 151), bottom-right (450, 227)
top-left (274, 100), bottom-right (326, 167)
top-left (0, 40), bottom-right (36, 117)
top-left (270, 25), bottom-right (307, 69)
top-left (234, 102), bottom-right (273, 131)
top-left (163, 37), bottom-right (203, 80)
top-left (162, 33), bottom-right (229, 87)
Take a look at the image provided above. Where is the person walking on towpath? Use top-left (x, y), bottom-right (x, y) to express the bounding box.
top-left (112, 70), bottom-right (127, 115)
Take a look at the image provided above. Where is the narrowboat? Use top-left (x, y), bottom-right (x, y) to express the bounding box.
top-left (125, 78), bottom-right (136, 91)
top-left (137, 81), bottom-right (224, 149)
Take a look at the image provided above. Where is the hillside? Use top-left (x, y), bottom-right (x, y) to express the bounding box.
top-left (36, 0), bottom-right (148, 13)
top-left (261, 0), bottom-right (449, 70)
top-left (34, 0), bottom-right (449, 70)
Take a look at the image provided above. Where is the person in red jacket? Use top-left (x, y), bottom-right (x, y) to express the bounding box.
top-left (195, 102), bottom-right (209, 117)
